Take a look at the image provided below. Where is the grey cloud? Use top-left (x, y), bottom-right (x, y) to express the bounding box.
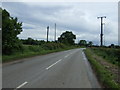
top-left (2, 2), bottom-right (118, 45)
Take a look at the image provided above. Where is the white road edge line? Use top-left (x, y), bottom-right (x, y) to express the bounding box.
top-left (16, 81), bottom-right (28, 89)
top-left (46, 59), bottom-right (62, 70)
top-left (82, 52), bottom-right (87, 60)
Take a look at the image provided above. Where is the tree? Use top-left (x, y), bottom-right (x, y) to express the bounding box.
top-left (2, 9), bottom-right (23, 54)
top-left (58, 31), bottom-right (76, 45)
top-left (26, 37), bottom-right (34, 45)
top-left (88, 41), bottom-right (93, 47)
top-left (78, 40), bottom-right (87, 46)
top-left (110, 44), bottom-right (115, 48)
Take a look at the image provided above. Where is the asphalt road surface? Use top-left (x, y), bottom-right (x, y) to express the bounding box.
top-left (3, 48), bottom-right (101, 88)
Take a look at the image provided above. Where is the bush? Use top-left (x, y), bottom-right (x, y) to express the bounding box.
top-left (41, 42), bottom-right (66, 50)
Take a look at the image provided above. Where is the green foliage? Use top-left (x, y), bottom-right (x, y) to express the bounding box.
top-left (78, 40), bottom-right (87, 46)
top-left (2, 9), bottom-right (23, 55)
top-left (91, 47), bottom-right (120, 66)
top-left (58, 31), bottom-right (76, 45)
top-left (21, 38), bottom-right (45, 45)
top-left (0, 7), bottom-right (2, 12)
top-left (88, 41), bottom-right (93, 47)
top-left (3, 44), bottom-right (78, 62)
top-left (84, 49), bottom-right (120, 88)
top-left (0, 8), bottom-right (2, 29)
top-left (41, 42), bottom-right (66, 50)
top-left (78, 40), bottom-right (93, 47)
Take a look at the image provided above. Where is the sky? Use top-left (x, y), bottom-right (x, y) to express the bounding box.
top-left (2, 1), bottom-right (118, 46)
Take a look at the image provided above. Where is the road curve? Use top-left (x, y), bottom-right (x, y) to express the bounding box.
top-left (3, 48), bottom-right (101, 88)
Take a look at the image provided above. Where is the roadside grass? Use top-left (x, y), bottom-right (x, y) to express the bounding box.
top-left (84, 48), bottom-right (120, 89)
top-left (91, 47), bottom-right (120, 66)
top-left (2, 44), bottom-right (79, 63)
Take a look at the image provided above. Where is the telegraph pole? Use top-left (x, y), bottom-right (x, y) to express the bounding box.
top-left (97, 16), bottom-right (106, 46)
top-left (54, 23), bottom-right (56, 41)
top-left (103, 23), bottom-right (105, 46)
top-left (47, 26), bottom-right (49, 42)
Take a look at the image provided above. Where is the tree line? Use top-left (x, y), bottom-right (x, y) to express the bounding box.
top-left (3, 8), bottom-right (106, 55)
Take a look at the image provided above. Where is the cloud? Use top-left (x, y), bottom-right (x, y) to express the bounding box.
top-left (2, 2), bottom-right (118, 45)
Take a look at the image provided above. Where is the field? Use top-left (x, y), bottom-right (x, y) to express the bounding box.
top-left (84, 47), bottom-right (120, 88)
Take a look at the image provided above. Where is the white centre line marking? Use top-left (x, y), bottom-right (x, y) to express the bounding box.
top-left (64, 54), bottom-right (70, 58)
top-left (16, 81), bottom-right (28, 89)
top-left (46, 59), bottom-right (62, 70)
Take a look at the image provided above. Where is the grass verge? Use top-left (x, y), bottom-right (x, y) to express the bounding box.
top-left (91, 47), bottom-right (120, 66)
top-left (84, 48), bottom-right (120, 89)
top-left (2, 45), bottom-right (79, 63)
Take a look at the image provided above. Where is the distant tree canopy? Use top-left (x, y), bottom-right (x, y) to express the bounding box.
top-left (21, 38), bottom-right (45, 45)
top-left (58, 31), bottom-right (76, 45)
top-left (88, 41), bottom-right (93, 47)
top-left (2, 9), bottom-right (23, 54)
top-left (78, 40), bottom-right (93, 47)
top-left (78, 40), bottom-right (87, 46)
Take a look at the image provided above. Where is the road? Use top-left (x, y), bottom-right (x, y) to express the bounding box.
top-left (3, 48), bottom-right (101, 88)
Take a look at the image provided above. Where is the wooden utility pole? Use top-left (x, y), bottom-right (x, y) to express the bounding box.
top-left (47, 26), bottom-right (49, 42)
top-left (97, 16), bottom-right (106, 46)
top-left (54, 23), bottom-right (56, 41)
